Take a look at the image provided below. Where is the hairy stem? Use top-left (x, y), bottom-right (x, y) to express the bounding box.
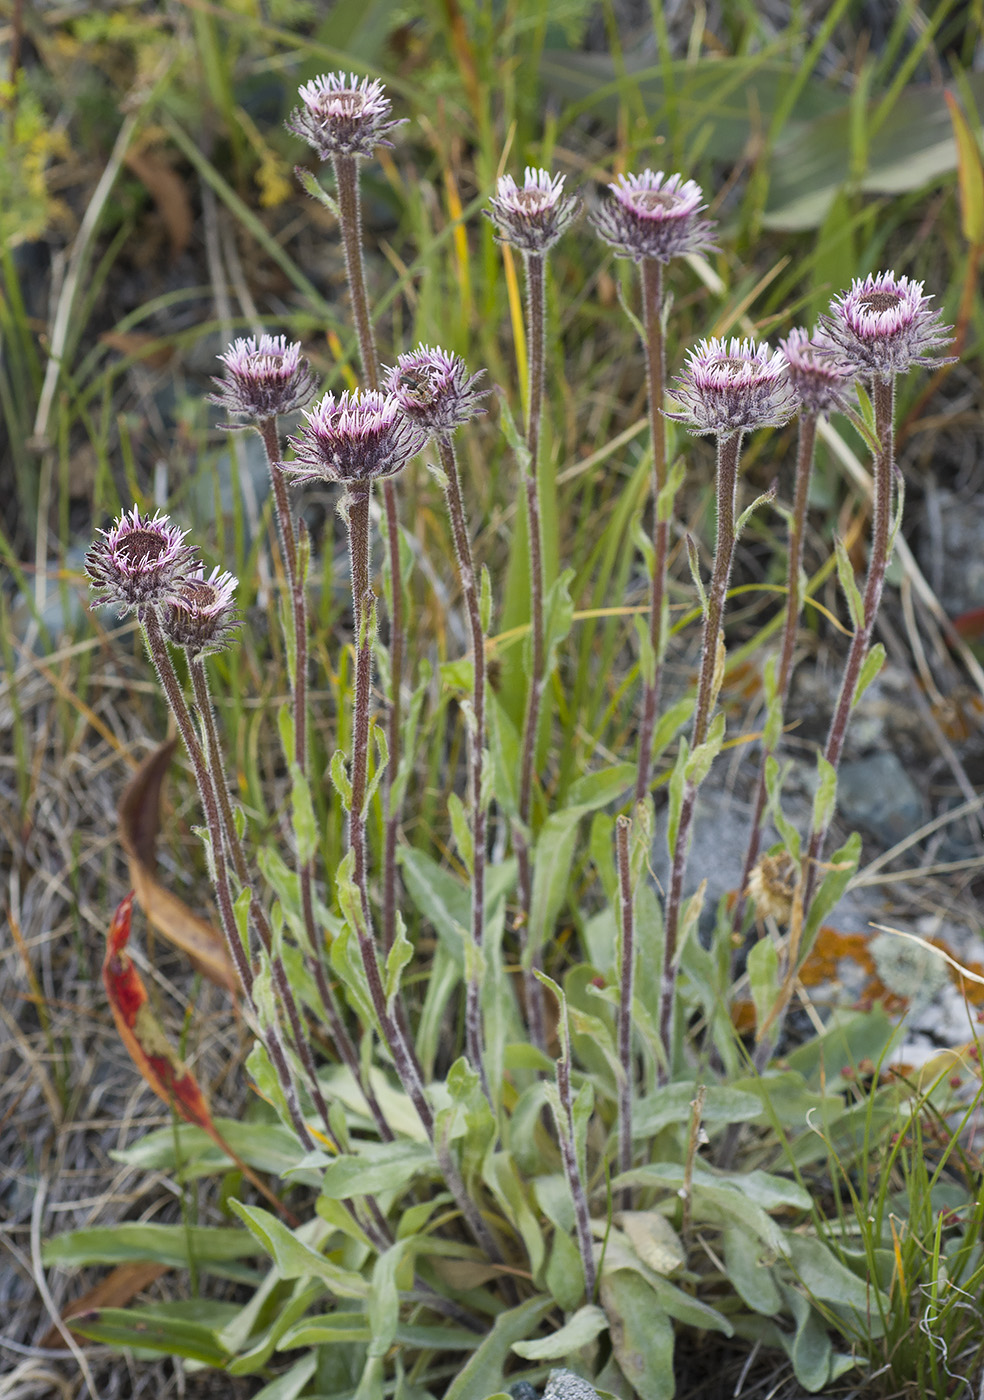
top-left (803, 379), bottom-right (895, 909)
top-left (515, 249), bottom-right (547, 1050)
top-left (332, 151), bottom-right (403, 957)
top-left (554, 1042), bottom-right (597, 1300)
top-left (733, 412), bottom-right (817, 933)
top-left (657, 432), bottom-right (742, 1077)
top-left (436, 433), bottom-right (490, 1102)
top-left (633, 258), bottom-right (670, 805)
top-left (141, 612), bottom-right (316, 1153)
top-left (615, 813), bottom-right (635, 1210)
top-left (256, 418), bottom-right (394, 1142)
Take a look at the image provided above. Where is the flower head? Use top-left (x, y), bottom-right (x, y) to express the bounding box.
top-left (286, 71), bottom-right (402, 161)
top-left (384, 346), bottom-right (489, 436)
top-left (209, 335), bottom-right (318, 424)
top-left (86, 507), bottom-right (198, 615)
top-left (162, 566), bottom-right (240, 657)
top-left (821, 271), bottom-right (954, 381)
top-left (780, 327), bottom-right (857, 416)
top-left (285, 389), bottom-right (426, 487)
top-left (591, 170), bottom-right (716, 264)
top-left (485, 168), bottom-right (580, 254)
top-left (667, 337), bottom-right (797, 437)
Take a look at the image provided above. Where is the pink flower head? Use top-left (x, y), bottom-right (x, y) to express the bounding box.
top-left (85, 506), bottom-right (198, 615)
top-left (591, 170), bottom-right (716, 264)
top-left (822, 271), bottom-right (954, 381)
top-left (285, 389), bottom-right (427, 487)
top-left (286, 71), bottom-right (402, 161)
top-left (485, 167), bottom-right (580, 254)
top-left (780, 327), bottom-right (856, 416)
top-left (209, 335), bottom-right (318, 423)
top-left (667, 337), bottom-right (797, 438)
top-left (384, 345), bottom-right (489, 436)
top-left (162, 566), bottom-right (240, 657)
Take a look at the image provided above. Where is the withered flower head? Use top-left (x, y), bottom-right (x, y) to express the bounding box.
top-left (591, 169), bottom-right (715, 264)
top-left (384, 345), bottom-right (488, 436)
top-left (667, 337), bottom-right (797, 437)
top-left (286, 71), bottom-right (402, 161)
top-left (85, 506), bottom-right (197, 615)
top-left (162, 566), bottom-right (240, 657)
top-left (485, 167), bottom-right (580, 255)
top-left (821, 271), bottom-right (954, 381)
top-left (284, 389), bottom-right (426, 487)
top-left (209, 335), bottom-right (318, 424)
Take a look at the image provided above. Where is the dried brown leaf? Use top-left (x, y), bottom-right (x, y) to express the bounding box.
top-left (118, 741), bottom-right (237, 995)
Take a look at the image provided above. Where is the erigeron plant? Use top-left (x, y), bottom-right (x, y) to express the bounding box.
top-left (73, 67), bottom-right (961, 1400)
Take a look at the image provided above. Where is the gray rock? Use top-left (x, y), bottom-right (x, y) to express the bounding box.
top-left (836, 751), bottom-right (925, 847)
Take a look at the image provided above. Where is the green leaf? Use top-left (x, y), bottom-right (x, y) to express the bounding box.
top-left (295, 166), bottom-right (340, 216)
top-left (601, 1270), bottom-right (675, 1400)
top-left (786, 1234), bottom-right (888, 1315)
top-left (43, 1224), bottom-right (258, 1271)
top-left (747, 936), bottom-right (780, 1032)
top-left (544, 568), bottom-right (576, 675)
top-left (780, 1282), bottom-right (834, 1392)
top-left (443, 1295), bottom-right (554, 1400)
top-left (289, 762), bottom-right (318, 865)
top-left (735, 486), bottom-right (776, 539)
top-left (723, 1228), bottom-right (783, 1316)
top-left (448, 791), bottom-right (474, 874)
top-left (69, 1302), bottom-right (239, 1365)
top-left (110, 1117), bottom-right (312, 1183)
top-left (853, 641), bottom-right (885, 706)
top-left (834, 536), bottom-right (865, 630)
top-left (684, 710), bottom-right (725, 787)
top-left (528, 809), bottom-right (581, 965)
top-left (330, 748), bottom-right (353, 810)
top-left (633, 1084), bottom-right (763, 1138)
top-left (229, 1202), bottom-right (367, 1297)
top-left (512, 1304), bottom-right (609, 1360)
top-left (254, 1353), bottom-right (318, 1400)
top-left (480, 563), bottom-right (493, 634)
top-left (484, 1153), bottom-right (545, 1281)
top-left (566, 764), bottom-right (636, 811)
top-left (319, 1142), bottom-right (436, 1199)
top-left (811, 755), bottom-right (838, 836)
top-left (368, 1241), bottom-right (409, 1358)
top-left (384, 912), bottom-right (414, 1013)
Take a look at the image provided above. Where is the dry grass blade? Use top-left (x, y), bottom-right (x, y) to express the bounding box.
top-left (38, 1263), bottom-right (170, 1351)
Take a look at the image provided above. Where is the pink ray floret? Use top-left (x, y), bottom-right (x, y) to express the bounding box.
top-left (667, 336), bottom-right (797, 437)
top-left (822, 271), bottom-right (954, 380)
top-left (591, 169), bottom-right (716, 264)
top-left (287, 71), bottom-right (402, 161)
top-left (485, 167), bottom-right (581, 254)
top-left (285, 389), bottom-right (427, 486)
top-left (210, 335), bottom-right (318, 423)
top-left (384, 345), bottom-right (489, 435)
top-left (85, 506), bottom-right (198, 615)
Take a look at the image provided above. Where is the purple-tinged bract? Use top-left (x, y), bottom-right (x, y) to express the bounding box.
top-left (162, 566), bottom-right (240, 657)
top-left (485, 168), bottom-right (580, 255)
top-left (86, 507), bottom-right (198, 615)
top-left (780, 327), bottom-right (856, 416)
top-left (384, 346), bottom-right (489, 435)
top-left (591, 170), bottom-right (716, 264)
top-left (209, 335), bottom-right (318, 424)
top-left (821, 271), bottom-right (954, 381)
top-left (285, 389), bottom-right (427, 487)
top-left (667, 337), bottom-right (797, 437)
top-left (286, 71), bottom-right (402, 161)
